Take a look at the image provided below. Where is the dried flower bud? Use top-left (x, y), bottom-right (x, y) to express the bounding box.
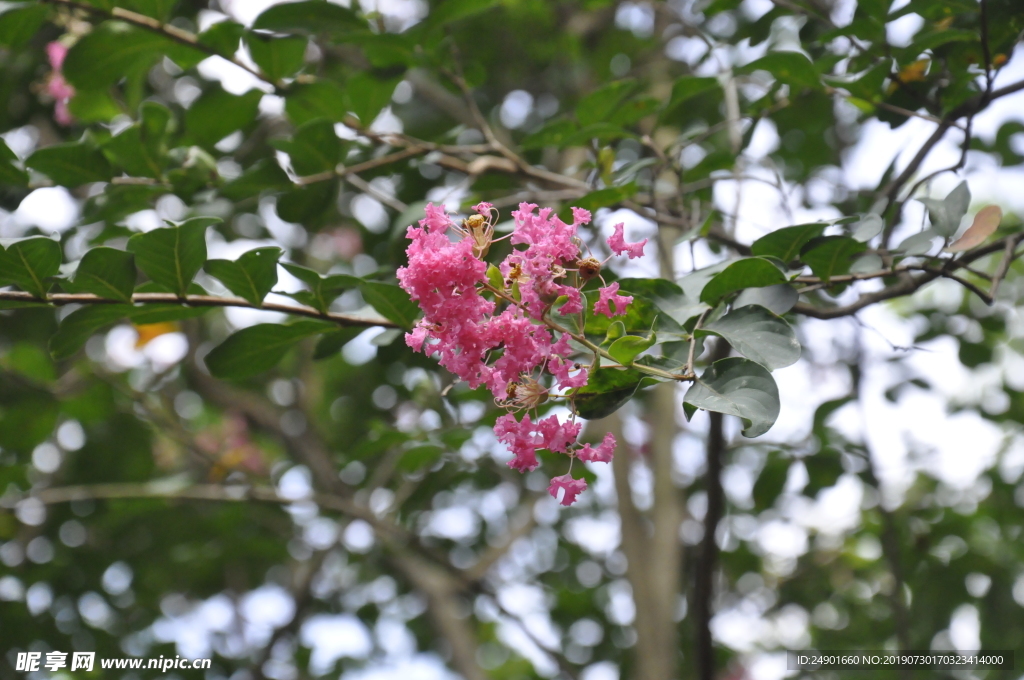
top-left (577, 257), bottom-right (602, 281)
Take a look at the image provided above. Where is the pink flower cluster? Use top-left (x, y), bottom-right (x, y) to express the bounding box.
top-left (46, 42), bottom-right (75, 127)
top-left (397, 202), bottom-right (647, 506)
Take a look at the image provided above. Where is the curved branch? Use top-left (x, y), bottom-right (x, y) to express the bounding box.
top-left (0, 291), bottom-right (398, 328)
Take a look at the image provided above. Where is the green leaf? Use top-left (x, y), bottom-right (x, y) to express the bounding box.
top-left (198, 20), bottom-right (246, 56)
top-left (185, 87), bottom-right (263, 149)
top-left (280, 263), bottom-right (361, 313)
top-left (663, 76), bottom-right (719, 116)
top-left (285, 81), bottom-right (348, 125)
top-left (803, 449), bottom-right (845, 496)
top-left (204, 320), bottom-right (333, 379)
top-left (0, 4), bottom-right (49, 49)
top-left (204, 248), bottom-right (282, 306)
top-left (576, 79), bottom-right (637, 126)
top-left (699, 258), bottom-right (787, 305)
top-left (246, 32), bottom-right (307, 82)
top-left (397, 445), bottom-right (444, 473)
top-left (918, 180), bottom-right (970, 237)
top-left (573, 367), bottom-right (648, 420)
top-left (126, 217), bottom-right (218, 296)
top-left (426, 0), bottom-right (501, 27)
top-left (753, 451), bottom-right (790, 509)
top-left (0, 139), bottom-right (27, 186)
top-left (520, 118), bottom-right (577, 150)
top-left (0, 237), bottom-right (62, 299)
top-left (26, 143), bottom-right (113, 186)
top-left (683, 357), bottom-right (780, 437)
top-left (65, 247), bottom-right (136, 302)
top-left (313, 327), bottom-right (364, 359)
top-left (608, 331), bottom-right (657, 365)
top-left (220, 159), bottom-right (292, 200)
top-left (252, 1), bottom-right (364, 34)
top-left (63, 21), bottom-right (205, 90)
top-left (344, 72), bottom-right (403, 126)
top-left (699, 305), bottom-right (800, 370)
top-left (851, 213), bottom-right (884, 242)
top-left (737, 51), bottom-right (821, 90)
top-left (800, 236), bottom-right (866, 283)
top-left (750, 223), bottom-right (826, 263)
top-left (567, 183), bottom-right (638, 215)
top-left (2, 342), bottom-right (56, 383)
top-left (733, 283), bottom-right (798, 315)
top-left (359, 282), bottom-right (419, 328)
top-left (271, 119), bottom-right (341, 176)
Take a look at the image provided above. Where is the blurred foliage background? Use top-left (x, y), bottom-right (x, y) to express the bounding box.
top-left (1, 0), bottom-right (1024, 679)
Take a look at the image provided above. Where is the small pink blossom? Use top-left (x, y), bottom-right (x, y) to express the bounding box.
top-left (577, 433), bottom-right (616, 463)
top-left (607, 222), bottom-right (647, 259)
top-left (537, 416), bottom-right (582, 454)
top-left (594, 282), bottom-right (633, 318)
top-left (45, 42), bottom-right (75, 127)
top-left (548, 474), bottom-right (587, 506)
top-left (47, 42), bottom-right (68, 70)
top-left (495, 414), bottom-right (540, 472)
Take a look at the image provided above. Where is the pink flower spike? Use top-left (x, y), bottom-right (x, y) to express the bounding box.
top-left (548, 474), bottom-right (587, 506)
top-left (577, 433), bottom-right (616, 463)
top-left (594, 282), bottom-right (633, 318)
top-left (47, 42), bottom-right (69, 70)
top-left (607, 222), bottom-right (647, 259)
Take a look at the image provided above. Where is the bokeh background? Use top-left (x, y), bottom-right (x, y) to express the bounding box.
top-left (2, 0), bottom-right (1024, 679)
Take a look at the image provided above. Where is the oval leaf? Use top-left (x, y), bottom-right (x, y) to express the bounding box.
top-left (204, 247), bottom-right (282, 306)
top-left (699, 258), bottom-right (787, 304)
top-left (683, 357), bottom-right (780, 437)
top-left (699, 305), bottom-right (800, 370)
top-left (751, 223), bottom-right (826, 263)
top-left (608, 331), bottom-right (657, 365)
top-left (127, 217), bottom-right (218, 297)
top-left (800, 236), bottom-right (866, 283)
top-left (359, 282), bottom-right (419, 328)
top-left (947, 205), bottom-right (1002, 252)
top-left (204, 321), bottom-right (333, 379)
top-left (574, 368), bottom-right (648, 420)
top-left (0, 237), bottom-right (62, 299)
top-left (65, 247), bottom-right (136, 302)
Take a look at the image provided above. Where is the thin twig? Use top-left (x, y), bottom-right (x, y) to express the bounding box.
top-left (0, 291), bottom-right (398, 328)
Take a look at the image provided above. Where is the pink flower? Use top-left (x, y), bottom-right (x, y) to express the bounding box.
top-left (548, 474), bottom-right (587, 506)
top-left (607, 223), bottom-right (647, 259)
top-left (47, 42), bottom-right (68, 70)
top-left (594, 282), bottom-right (633, 318)
top-left (45, 42), bottom-right (75, 127)
top-left (577, 433), bottom-right (616, 463)
top-left (473, 201), bottom-right (494, 214)
top-left (495, 414), bottom-right (540, 472)
top-left (536, 415), bottom-right (582, 453)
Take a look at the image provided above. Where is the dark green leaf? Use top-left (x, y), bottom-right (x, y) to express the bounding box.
top-left (0, 4), bottom-right (49, 48)
top-left (344, 72), bottom-right (403, 126)
top-left (285, 81), bottom-right (348, 125)
top-left (699, 305), bottom-right (801, 370)
top-left (397, 445), bottom-right (444, 473)
top-left (275, 181), bottom-right (336, 225)
top-left (699, 258), bottom-right (787, 304)
top-left (359, 282), bottom-right (419, 328)
top-left (280, 263), bottom-right (361, 314)
top-left (803, 449), bottom-right (845, 496)
top-left (576, 80), bottom-right (637, 127)
top-left (0, 138), bottom-right (27, 186)
top-left (204, 320), bottom-right (333, 379)
top-left (65, 247), bottom-right (136, 302)
top-left (520, 118), bottom-right (577, 150)
top-left (663, 76), bottom-right (719, 116)
top-left (683, 357), bottom-right (780, 437)
top-left (426, 0), bottom-right (501, 27)
top-left (573, 367), bottom-right (647, 420)
top-left (246, 32), bottom-right (307, 82)
top-left (49, 303), bottom-right (208, 360)
top-left (737, 51), bottom-right (821, 90)
top-left (204, 247), bottom-right (282, 306)
top-left (271, 119), bottom-right (341, 176)
top-left (252, 1), bottom-right (364, 34)
top-left (0, 237), bottom-right (62, 298)
top-left (126, 217), bottom-right (218, 296)
top-left (26, 143), bottom-right (113, 186)
top-left (750, 223), bottom-right (826, 263)
top-left (313, 327), bottom-right (363, 359)
top-left (198, 20), bottom-right (245, 56)
top-left (64, 21), bottom-right (205, 90)
top-left (220, 159), bottom-right (292, 200)
top-left (753, 451), bottom-right (790, 509)
top-left (185, 87), bottom-right (263, 149)
top-left (800, 236), bottom-right (866, 282)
